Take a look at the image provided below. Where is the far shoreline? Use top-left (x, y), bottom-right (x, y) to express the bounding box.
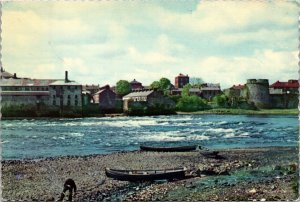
top-left (1, 108), bottom-right (298, 120)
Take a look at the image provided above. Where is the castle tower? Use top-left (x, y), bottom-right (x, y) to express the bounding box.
top-left (246, 79), bottom-right (270, 108)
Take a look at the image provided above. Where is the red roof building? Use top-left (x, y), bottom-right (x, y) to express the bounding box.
top-left (175, 73), bottom-right (189, 88)
top-left (270, 80), bottom-right (299, 94)
top-left (231, 84), bottom-right (245, 90)
top-left (270, 80), bottom-right (299, 88)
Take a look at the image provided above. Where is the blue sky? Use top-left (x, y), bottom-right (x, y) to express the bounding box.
top-left (2, 1), bottom-right (299, 89)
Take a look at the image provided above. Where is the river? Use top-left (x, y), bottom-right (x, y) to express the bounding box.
top-left (1, 114), bottom-right (298, 160)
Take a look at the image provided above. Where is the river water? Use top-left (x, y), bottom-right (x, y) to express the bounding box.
top-left (1, 114), bottom-right (298, 160)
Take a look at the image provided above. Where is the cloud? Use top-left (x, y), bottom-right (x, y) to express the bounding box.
top-left (127, 47), bottom-right (179, 65)
top-left (188, 50), bottom-right (298, 89)
top-left (2, 1), bottom-right (298, 90)
top-left (159, 1), bottom-right (297, 33)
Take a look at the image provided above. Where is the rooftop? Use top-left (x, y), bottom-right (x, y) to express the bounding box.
top-left (176, 73), bottom-right (189, 78)
top-left (123, 90), bottom-right (154, 99)
top-left (49, 80), bottom-right (81, 86)
top-left (0, 78), bottom-right (57, 86)
top-left (270, 80), bottom-right (299, 88)
top-left (130, 79), bottom-right (142, 84)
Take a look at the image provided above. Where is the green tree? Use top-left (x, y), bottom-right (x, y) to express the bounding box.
top-left (150, 81), bottom-right (160, 90)
top-left (182, 84), bottom-right (192, 97)
top-left (159, 78), bottom-right (171, 90)
top-left (159, 77), bottom-right (171, 95)
top-left (116, 80), bottom-right (131, 96)
top-left (212, 94), bottom-right (228, 107)
top-left (176, 95), bottom-right (207, 112)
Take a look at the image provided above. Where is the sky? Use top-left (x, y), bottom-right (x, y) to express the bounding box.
top-left (2, 0), bottom-right (299, 89)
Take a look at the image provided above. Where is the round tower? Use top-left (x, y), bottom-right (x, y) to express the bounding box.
top-left (246, 79), bottom-right (270, 108)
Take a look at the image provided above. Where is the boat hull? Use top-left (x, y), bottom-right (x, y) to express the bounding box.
top-left (105, 168), bottom-right (186, 182)
top-left (140, 145), bottom-right (197, 152)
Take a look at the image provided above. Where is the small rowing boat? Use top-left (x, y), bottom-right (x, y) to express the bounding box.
top-left (140, 145), bottom-right (198, 152)
top-left (105, 167), bottom-right (187, 181)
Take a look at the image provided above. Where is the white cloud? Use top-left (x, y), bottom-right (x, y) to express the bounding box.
top-left (188, 50), bottom-right (298, 89)
top-left (159, 1), bottom-right (297, 33)
top-left (127, 47), bottom-right (179, 65)
top-left (2, 1), bottom-right (298, 89)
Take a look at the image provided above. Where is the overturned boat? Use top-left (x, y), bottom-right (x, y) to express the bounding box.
top-left (140, 145), bottom-right (198, 152)
top-left (105, 167), bottom-right (187, 182)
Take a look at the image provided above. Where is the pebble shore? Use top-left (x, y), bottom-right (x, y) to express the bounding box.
top-left (2, 146), bottom-right (298, 201)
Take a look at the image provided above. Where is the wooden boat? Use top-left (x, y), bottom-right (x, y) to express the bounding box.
top-left (105, 167), bottom-right (187, 181)
top-left (140, 145), bottom-right (198, 152)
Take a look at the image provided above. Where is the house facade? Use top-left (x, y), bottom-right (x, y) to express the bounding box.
top-left (200, 83), bottom-right (222, 100)
top-left (175, 73), bottom-right (189, 88)
top-left (93, 85), bottom-right (117, 112)
top-left (224, 84), bottom-right (245, 98)
top-left (0, 70), bottom-right (82, 117)
top-left (122, 90), bottom-right (175, 115)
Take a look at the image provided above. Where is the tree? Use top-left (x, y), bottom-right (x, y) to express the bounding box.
top-left (176, 95), bottom-right (207, 112)
top-left (150, 81), bottom-right (160, 90)
top-left (182, 84), bottom-right (192, 97)
top-left (150, 78), bottom-right (172, 94)
top-left (116, 80), bottom-right (131, 96)
top-left (159, 78), bottom-right (171, 90)
top-left (189, 77), bottom-right (204, 87)
top-left (212, 94), bottom-right (228, 107)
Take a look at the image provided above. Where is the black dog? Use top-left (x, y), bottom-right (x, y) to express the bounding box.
top-left (58, 178), bottom-right (77, 201)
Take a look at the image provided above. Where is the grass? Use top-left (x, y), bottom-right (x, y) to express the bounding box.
top-left (177, 108), bottom-right (299, 115)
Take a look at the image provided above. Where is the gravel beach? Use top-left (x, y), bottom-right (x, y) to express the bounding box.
top-left (2, 146), bottom-right (298, 201)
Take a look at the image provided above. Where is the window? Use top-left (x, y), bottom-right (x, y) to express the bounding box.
top-left (75, 95), bottom-right (79, 106)
top-left (53, 100), bottom-right (56, 106)
top-left (67, 95), bottom-right (71, 106)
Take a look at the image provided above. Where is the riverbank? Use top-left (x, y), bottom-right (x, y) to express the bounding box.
top-left (177, 108), bottom-right (298, 115)
top-left (2, 146), bottom-right (298, 201)
top-left (2, 108), bottom-right (298, 120)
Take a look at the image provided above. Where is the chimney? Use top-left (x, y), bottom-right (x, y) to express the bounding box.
top-left (65, 71), bottom-right (69, 83)
top-left (13, 73), bottom-right (17, 78)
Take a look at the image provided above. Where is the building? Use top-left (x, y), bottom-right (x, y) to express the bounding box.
top-left (269, 80), bottom-right (299, 94)
top-left (48, 71), bottom-right (82, 108)
top-left (175, 73), bottom-right (189, 88)
top-left (245, 79), bottom-right (270, 108)
top-left (122, 90), bottom-right (175, 114)
top-left (93, 85), bottom-right (117, 112)
top-left (0, 67), bottom-right (14, 79)
top-left (171, 88), bottom-right (201, 96)
top-left (269, 80), bottom-right (299, 109)
top-left (200, 83), bottom-right (221, 100)
top-left (0, 70), bottom-right (82, 117)
top-left (82, 84), bottom-right (100, 95)
top-left (130, 79), bottom-right (143, 90)
top-left (223, 84), bottom-right (245, 98)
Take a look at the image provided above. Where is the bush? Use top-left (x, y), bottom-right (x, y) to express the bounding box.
top-left (176, 95), bottom-right (208, 112)
top-left (212, 94), bottom-right (228, 108)
top-left (126, 101), bottom-right (175, 116)
top-left (2, 104), bottom-right (37, 117)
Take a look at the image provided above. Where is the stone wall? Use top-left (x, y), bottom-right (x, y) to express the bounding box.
top-left (270, 94), bottom-right (298, 109)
